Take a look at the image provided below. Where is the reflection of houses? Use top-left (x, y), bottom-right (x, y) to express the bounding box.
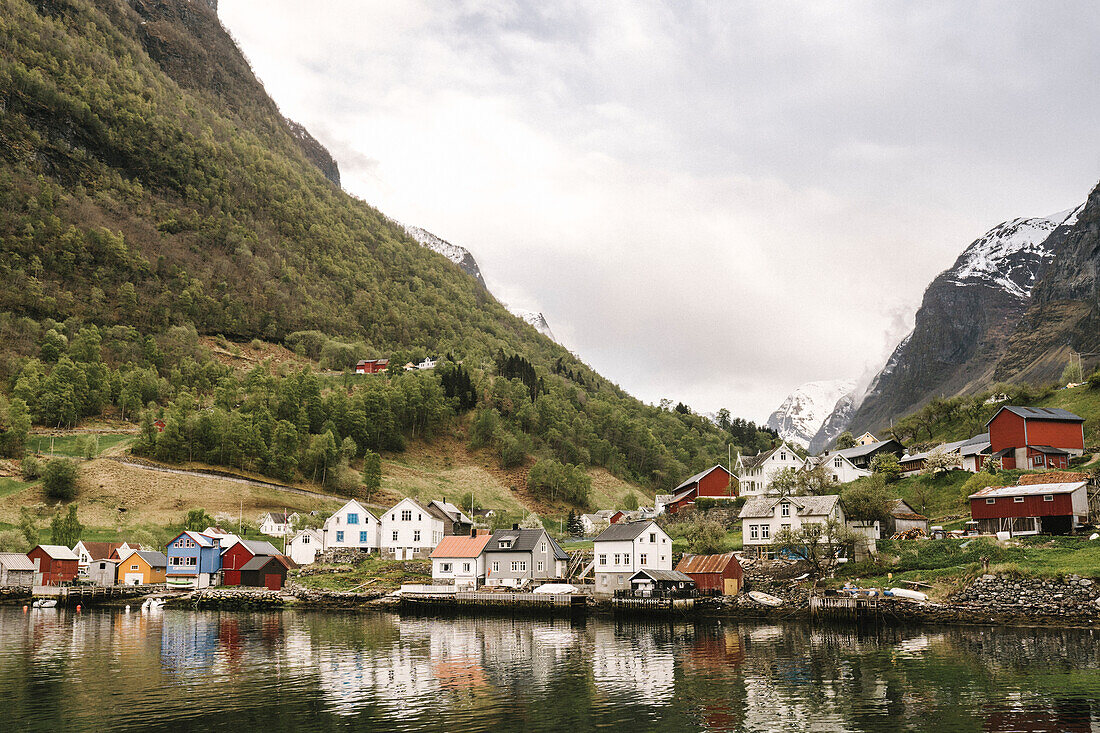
top-left (591, 625), bottom-right (676, 704)
top-left (161, 613), bottom-right (220, 675)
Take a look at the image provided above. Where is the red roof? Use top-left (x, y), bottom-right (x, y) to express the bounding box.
top-left (1017, 471), bottom-right (1090, 486)
top-left (675, 552), bottom-right (741, 574)
top-left (430, 533), bottom-right (492, 559)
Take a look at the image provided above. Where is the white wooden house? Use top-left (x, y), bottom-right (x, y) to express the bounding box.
top-left (736, 443), bottom-right (804, 495)
top-left (259, 512), bottom-right (299, 537)
top-left (738, 494), bottom-right (845, 557)
top-left (287, 528), bottom-right (324, 566)
top-left (430, 531), bottom-right (493, 589)
top-left (804, 452), bottom-right (870, 485)
top-left (380, 498), bottom-right (447, 559)
top-left (591, 520), bottom-right (673, 596)
top-left (322, 500), bottom-right (381, 553)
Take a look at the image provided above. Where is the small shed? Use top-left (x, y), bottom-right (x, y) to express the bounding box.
top-left (239, 555), bottom-right (292, 590)
top-left (0, 552), bottom-right (36, 586)
top-left (628, 569), bottom-right (695, 597)
top-left (27, 545), bottom-right (79, 585)
top-left (675, 552), bottom-right (743, 595)
top-left (87, 559), bottom-right (118, 586)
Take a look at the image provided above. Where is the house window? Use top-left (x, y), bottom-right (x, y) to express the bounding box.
top-left (1014, 497), bottom-right (1025, 503)
top-left (986, 498), bottom-right (996, 505)
top-left (834, 458), bottom-right (842, 468)
top-left (492, 562), bottom-right (499, 572)
top-left (537, 561), bottom-right (544, 572)
top-left (511, 561), bottom-right (526, 572)
top-left (599, 554), bottom-right (607, 565)
top-left (614, 554), bottom-right (621, 565)
top-left (780, 452), bottom-right (786, 461)
top-left (1032, 455), bottom-right (1045, 466)
top-left (749, 525), bottom-right (758, 540)
top-left (640, 554), bottom-right (648, 565)
top-left (130, 564), bottom-right (139, 570)
top-left (1043, 495), bottom-right (1054, 502)
top-left (541, 542), bottom-right (547, 553)
top-left (392, 531), bottom-right (398, 541)
top-left (649, 533), bottom-right (657, 543)
top-left (359, 531), bottom-right (368, 543)
top-left (302, 536), bottom-right (310, 544)
top-left (441, 563), bottom-right (452, 573)
top-left (347, 513), bottom-right (359, 525)
top-left (336, 531), bottom-right (344, 542)
top-left (401, 510), bottom-right (413, 521)
top-left (761, 525), bottom-right (770, 540)
top-left (781, 503), bottom-right (790, 517)
top-left (413, 530), bottom-right (421, 542)
top-left (186, 557), bottom-right (197, 566)
top-left (463, 562), bottom-right (471, 572)
top-left (781, 524), bottom-right (791, 532)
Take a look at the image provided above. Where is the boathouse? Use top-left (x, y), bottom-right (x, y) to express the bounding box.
top-left (968, 480), bottom-right (1088, 535)
top-left (221, 539), bottom-right (281, 586)
top-left (0, 553), bottom-right (35, 586)
top-left (675, 552), bottom-right (743, 595)
top-left (239, 554), bottom-right (292, 590)
top-left (27, 545), bottom-right (79, 585)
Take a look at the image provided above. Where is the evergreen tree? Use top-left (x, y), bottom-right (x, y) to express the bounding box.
top-left (50, 504), bottom-right (83, 547)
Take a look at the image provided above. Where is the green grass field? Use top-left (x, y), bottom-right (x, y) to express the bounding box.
top-left (0, 477), bottom-right (33, 500)
top-left (291, 555), bottom-right (431, 592)
top-left (25, 433), bottom-right (134, 458)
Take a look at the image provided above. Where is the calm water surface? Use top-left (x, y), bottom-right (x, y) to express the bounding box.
top-left (2, 606), bottom-right (1099, 731)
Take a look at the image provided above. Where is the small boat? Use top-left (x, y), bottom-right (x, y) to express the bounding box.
top-left (885, 588), bottom-right (928, 602)
top-left (747, 590), bottom-right (783, 607)
top-left (141, 598), bottom-right (165, 611)
top-left (31, 599), bottom-right (57, 609)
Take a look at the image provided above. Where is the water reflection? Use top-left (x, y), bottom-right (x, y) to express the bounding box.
top-left (1, 607), bottom-right (1098, 732)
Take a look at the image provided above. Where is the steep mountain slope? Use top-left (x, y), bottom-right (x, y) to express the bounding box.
top-left (285, 119), bottom-right (340, 187)
top-left (766, 379), bottom-right (856, 449)
top-left (509, 309), bottom-right (556, 342)
top-left (848, 207), bottom-right (1082, 435)
top-left (809, 390), bottom-right (860, 453)
top-left (398, 223), bottom-right (488, 289)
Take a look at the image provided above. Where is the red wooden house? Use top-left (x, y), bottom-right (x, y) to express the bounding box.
top-left (239, 555), bottom-right (293, 590)
top-left (355, 359), bottom-right (390, 375)
top-left (969, 479), bottom-right (1089, 535)
top-left (607, 511), bottom-right (625, 524)
top-left (221, 539), bottom-right (281, 586)
top-left (675, 552), bottom-right (743, 595)
top-left (986, 406), bottom-right (1085, 470)
top-left (664, 465), bottom-right (737, 515)
top-left (27, 545), bottom-right (80, 585)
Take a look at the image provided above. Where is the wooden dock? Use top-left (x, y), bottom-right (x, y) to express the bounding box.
top-left (32, 584), bottom-right (169, 606)
top-left (810, 594), bottom-right (880, 620)
top-left (400, 591), bottom-right (588, 617)
top-left (611, 597), bottom-right (695, 615)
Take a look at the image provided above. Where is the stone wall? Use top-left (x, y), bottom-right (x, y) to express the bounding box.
top-left (0, 586), bottom-right (32, 604)
top-left (950, 574), bottom-right (1100, 621)
top-left (190, 588), bottom-right (286, 610)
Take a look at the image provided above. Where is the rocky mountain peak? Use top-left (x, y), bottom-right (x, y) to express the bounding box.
top-left (766, 379), bottom-right (857, 449)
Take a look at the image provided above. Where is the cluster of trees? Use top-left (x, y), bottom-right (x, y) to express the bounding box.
top-left (889, 384), bottom-right (1053, 444)
top-left (527, 459), bottom-right (592, 507)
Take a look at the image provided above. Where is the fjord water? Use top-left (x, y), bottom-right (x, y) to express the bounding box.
top-left (2, 608), bottom-right (1099, 732)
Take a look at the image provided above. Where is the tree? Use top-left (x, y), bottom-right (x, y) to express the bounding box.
top-left (834, 431), bottom-right (856, 450)
top-left (184, 508), bottom-right (215, 532)
top-left (361, 450), bottom-right (382, 500)
top-left (519, 512), bottom-right (543, 529)
top-left (686, 516), bottom-right (726, 554)
top-left (1062, 359), bottom-right (1084, 386)
top-left (43, 458), bottom-right (78, 500)
top-left (622, 492), bottom-right (639, 511)
top-left (50, 504), bottom-right (83, 547)
top-left (566, 509), bottom-right (583, 537)
top-left (771, 519), bottom-right (857, 578)
top-left (922, 445), bottom-right (961, 475)
top-left (19, 507), bottom-right (38, 548)
top-left (0, 396), bottom-right (31, 458)
top-left (869, 452), bottom-right (902, 483)
top-left (771, 465), bottom-right (834, 497)
top-left (841, 478), bottom-right (890, 523)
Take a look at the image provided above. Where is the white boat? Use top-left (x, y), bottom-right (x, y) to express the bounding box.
top-left (141, 598), bottom-right (165, 611)
top-left (532, 583), bottom-right (578, 595)
top-left (32, 599), bottom-right (57, 609)
top-left (747, 590), bottom-right (783, 607)
top-left (885, 588), bottom-right (928, 602)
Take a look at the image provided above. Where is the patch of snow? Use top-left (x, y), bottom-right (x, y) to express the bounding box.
top-left (393, 220), bottom-right (487, 288)
top-left (509, 307), bottom-right (557, 342)
top-left (767, 379), bottom-right (858, 449)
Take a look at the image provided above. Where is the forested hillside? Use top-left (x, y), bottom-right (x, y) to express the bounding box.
top-left (0, 0), bottom-right (774, 502)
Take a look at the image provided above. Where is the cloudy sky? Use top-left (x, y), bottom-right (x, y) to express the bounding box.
top-left (219, 1), bottom-right (1099, 422)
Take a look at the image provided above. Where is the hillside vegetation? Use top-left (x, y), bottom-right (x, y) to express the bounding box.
top-left (0, 0), bottom-right (776, 522)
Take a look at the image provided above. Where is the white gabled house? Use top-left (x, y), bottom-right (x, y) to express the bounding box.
top-left (380, 498), bottom-right (447, 560)
top-left (591, 520), bottom-right (673, 596)
top-left (430, 530), bottom-right (493, 589)
top-left (735, 443), bottom-right (804, 495)
top-left (738, 494), bottom-right (845, 557)
top-left (287, 528), bottom-right (324, 566)
top-left (804, 452), bottom-right (870, 485)
top-left (322, 500), bottom-right (381, 553)
top-left (259, 512), bottom-right (298, 537)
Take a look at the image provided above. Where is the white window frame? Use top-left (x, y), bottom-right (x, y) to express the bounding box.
top-left (1013, 497), bottom-right (1025, 503)
top-left (1043, 495), bottom-right (1054, 502)
top-left (985, 498), bottom-right (996, 505)
top-left (749, 525), bottom-right (758, 540)
top-left (761, 524), bottom-right (770, 540)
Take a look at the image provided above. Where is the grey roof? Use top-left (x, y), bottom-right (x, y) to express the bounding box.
top-left (240, 555), bottom-right (284, 572)
top-left (1030, 445), bottom-right (1070, 455)
top-left (485, 528), bottom-right (564, 557)
top-left (672, 465), bottom-right (731, 493)
top-left (630, 569), bottom-right (694, 583)
top-left (828, 439), bottom-right (902, 461)
top-left (135, 551), bottom-right (167, 568)
top-left (739, 494), bottom-right (840, 519)
top-left (986, 405), bottom-right (1085, 426)
top-left (739, 447), bottom-right (779, 471)
top-left (429, 500), bottom-right (472, 525)
top-left (962, 432), bottom-right (990, 446)
top-left (0, 553), bottom-right (36, 571)
top-left (36, 544), bottom-right (79, 560)
top-left (592, 520), bottom-right (657, 543)
top-left (901, 439), bottom-right (971, 463)
top-left (233, 539), bottom-right (281, 557)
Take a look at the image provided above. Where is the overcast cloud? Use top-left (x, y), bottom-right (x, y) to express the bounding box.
top-left (219, 1), bottom-right (1100, 422)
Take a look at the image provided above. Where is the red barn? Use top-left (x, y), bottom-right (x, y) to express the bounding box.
top-left (607, 511), bottom-right (625, 524)
top-left (221, 539), bottom-right (281, 586)
top-left (355, 359), bottom-right (390, 375)
top-left (675, 552), bottom-right (743, 595)
top-left (986, 406), bottom-right (1085, 470)
top-left (969, 480), bottom-right (1088, 535)
top-left (239, 555), bottom-right (293, 590)
top-left (663, 465), bottom-right (737, 515)
top-left (27, 545), bottom-right (80, 585)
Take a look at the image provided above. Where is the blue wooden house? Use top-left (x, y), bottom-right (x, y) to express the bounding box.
top-left (166, 531), bottom-right (223, 588)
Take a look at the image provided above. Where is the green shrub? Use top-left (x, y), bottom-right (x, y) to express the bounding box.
top-left (42, 458), bottom-right (78, 500)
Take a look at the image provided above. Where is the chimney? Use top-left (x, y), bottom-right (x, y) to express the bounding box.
top-left (470, 526), bottom-right (477, 537)
top-left (512, 523), bottom-right (520, 530)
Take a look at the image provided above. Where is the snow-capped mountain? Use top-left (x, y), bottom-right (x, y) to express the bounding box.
top-left (847, 204), bottom-right (1082, 434)
top-left (509, 308), bottom-right (557, 342)
top-left (399, 223), bottom-right (487, 289)
top-left (766, 379), bottom-right (858, 449)
top-left (809, 390), bottom-right (862, 454)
